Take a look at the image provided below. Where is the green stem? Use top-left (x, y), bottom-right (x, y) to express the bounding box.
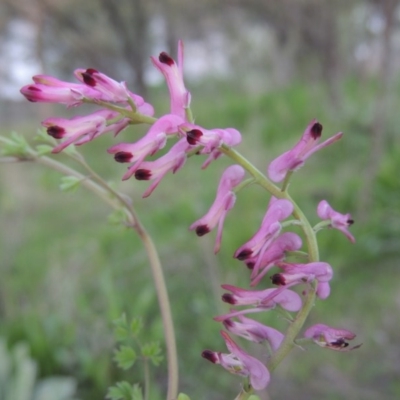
top-left (144, 358), bottom-right (150, 400)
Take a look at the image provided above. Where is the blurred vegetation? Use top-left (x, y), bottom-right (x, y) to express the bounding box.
top-left (1, 76), bottom-right (400, 400)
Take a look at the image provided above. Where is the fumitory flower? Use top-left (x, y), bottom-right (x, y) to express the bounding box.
top-left (108, 114), bottom-right (185, 180)
top-left (247, 232), bottom-right (303, 287)
top-left (41, 109), bottom-right (129, 153)
top-left (317, 200), bottom-right (355, 243)
top-left (201, 128), bottom-right (242, 169)
top-left (234, 198), bottom-right (294, 262)
top-left (271, 261), bottom-right (333, 299)
top-left (134, 138), bottom-right (192, 198)
top-left (267, 119), bottom-right (343, 182)
top-left (74, 68), bottom-right (131, 103)
top-left (304, 323), bottom-right (361, 351)
top-left (214, 284), bottom-right (302, 322)
top-left (201, 331), bottom-right (270, 390)
top-left (190, 165), bottom-right (246, 253)
top-left (223, 314), bottom-right (284, 351)
top-left (20, 75), bottom-right (103, 107)
top-left (151, 40), bottom-right (191, 120)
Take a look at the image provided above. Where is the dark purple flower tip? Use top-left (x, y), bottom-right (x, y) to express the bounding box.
top-left (135, 169), bottom-right (152, 180)
top-left (82, 68), bottom-right (99, 87)
top-left (235, 249), bottom-right (253, 261)
top-left (47, 126), bottom-right (65, 139)
top-left (270, 273), bottom-right (286, 286)
top-left (114, 151), bottom-right (133, 163)
top-left (222, 319), bottom-right (234, 328)
top-left (330, 338), bottom-right (349, 349)
top-left (195, 225), bottom-right (210, 236)
top-left (348, 219), bottom-right (354, 225)
top-left (186, 129), bottom-right (203, 145)
top-left (158, 52), bottom-right (174, 66)
top-left (310, 122), bottom-right (323, 139)
top-left (201, 350), bottom-right (218, 363)
top-left (245, 261), bottom-right (255, 270)
top-left (222, 293), bottom-right (236, 304)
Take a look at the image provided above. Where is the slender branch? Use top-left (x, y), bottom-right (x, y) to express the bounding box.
top-left (1, 151), bottom-right (178, 400)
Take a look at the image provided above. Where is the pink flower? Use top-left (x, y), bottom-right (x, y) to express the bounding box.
top-left (271, 262), bottom-right (333, 299)
top-left (201, 331), bottom-right (270, 390)
top-left (108, 114), bottom-right (184, 179)
top-left (151, 40), bottom-right (190, 120)
top-left (74, 68), bottom-right (128, 104)
top-left (201, 128), bottom-right (242, 169)
top-left (20, 75), bottom-right (102, 106)
top-left (214, 285), bottom-right (302, 322)
top-left (247, 232), bottom-right (303, 287)
top-left (304, 323), bottom-right (361, 351)
top-left (190, 165), bottom-right (246, 253)
top-left (134, 139), bottom-right (191, 197)
top-left (317, 200), bottom-right (355, 243)
top-left (41, 109), bottom-right (127, 153)
top-left (268, 120), bottom-right (343, 182)
top-left (234, 198), bottom-right (294, 262)
top-left (223, 315), bottom-right (284, 351)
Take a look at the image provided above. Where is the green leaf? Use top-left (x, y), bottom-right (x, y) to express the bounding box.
top-left (2, 132), bottom-right (30, 156)
top-left (34, 128), bottom-right (57, 145)
top-left (36, 144), bottom-right (54, 156)
top-left (59, 176), bottom-right (83, 192)
top-left (113, 314), bottom-right (129, 341)
top-left (131, 384), bottom-right (143, 400)
top-left (130, 317), bottom-right (143, 336)
top-left (248, 396), bottom-right (261, 400)
top-left (114, 346), bottom-right (137, 370)
top-left (106, 381), bottom-right (134, 400)
top-left (142, 341), bottom-right (163, 366)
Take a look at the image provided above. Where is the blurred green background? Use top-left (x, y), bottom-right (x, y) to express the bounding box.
top-left (1, 1), bottom-right (400, 399)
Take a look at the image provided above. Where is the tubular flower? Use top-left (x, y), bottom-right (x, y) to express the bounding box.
top-left (214, 285), bottom-right (302, 322)
top-left (247, 232), bottom-right (303, 287)
top-left (234, 198), bottom-right (294, 262)
top-left (201, 128), bottom-right (242, 169)
top-left (201, 331), bottom-right (270, 391)
top-left (20, 75), bottom-right (103, 106)
top-left (20, 74), bottom-right (154, 114)
top-left (134, 138), bottom-right (191, 198)
top-left (41, 109), bottom-right (127, 153)
top-left (223, 315), bottom-right (284, 351)
top-left (190, 165), bottom-right (246, 253)
top-left (151, 40), bottom-right (190, 120)
top-left (271, 261), bottom-right (333, 299)
top-left (317, 200), bottom-right (355, 243)
top-left (74, 68), bottom-right (130, 102)
top-left (107, 114), bottom-right (185, 180)
top-left (304, 324), bottom-right (361, 351)
top-left (267, 119), bottom-right (343, 182)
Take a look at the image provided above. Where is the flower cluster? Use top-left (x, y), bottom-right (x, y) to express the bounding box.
top-left (199, 124), bottom-right (359, 389)
top-left (20, 41), bottom-right (359, 395)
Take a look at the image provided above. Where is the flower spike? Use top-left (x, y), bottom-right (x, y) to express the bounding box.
top-left (268, 119), bottom-right (343, 182)
top-left (201, 331), bottom-right (270, 390)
